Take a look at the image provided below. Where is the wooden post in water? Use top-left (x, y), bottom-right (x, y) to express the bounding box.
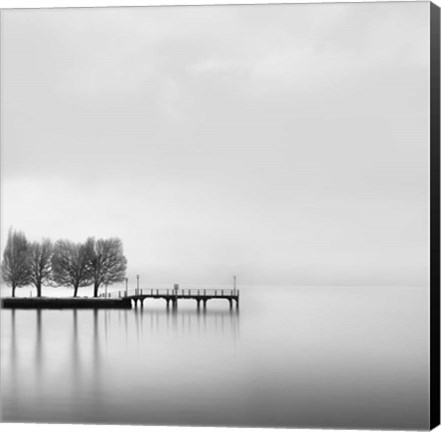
top-left (173, 284), bottom-right (179, 309)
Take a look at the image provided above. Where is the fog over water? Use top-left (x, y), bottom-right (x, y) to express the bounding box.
top-left (1, 285), bottom-right (429, 429)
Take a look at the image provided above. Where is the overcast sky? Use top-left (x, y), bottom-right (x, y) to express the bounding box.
top-left (0, 2), bottom-right (430, 287)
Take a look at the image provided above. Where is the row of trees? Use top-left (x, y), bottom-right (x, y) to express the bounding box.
top-left (1, 229), bottom-right (127, 298)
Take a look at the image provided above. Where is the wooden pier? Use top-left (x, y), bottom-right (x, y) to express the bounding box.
top-left (103, 288), bottom-right (240, 310)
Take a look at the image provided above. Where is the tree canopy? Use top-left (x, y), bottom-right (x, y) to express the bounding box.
top-left (52, 240), bottom-right (94, 297)
top-left (88, 237), bottom-right (127, 297)
top-left (29, 239), bottom-right (54, 297)
top-left (1, 229), bottom-right (32, 297)
top-left (1, 229), bottom-right (128, 298)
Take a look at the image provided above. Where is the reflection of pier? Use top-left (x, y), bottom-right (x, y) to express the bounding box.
top-left (106, 288), bottom-right (240, 310)
top-left (118, 308), bottom-right (240, 341)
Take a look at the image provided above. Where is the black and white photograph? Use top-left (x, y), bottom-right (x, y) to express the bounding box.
top-left (0, 1), bottom-right (439, 430)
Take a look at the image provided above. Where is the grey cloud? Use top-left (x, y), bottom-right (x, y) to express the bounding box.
top-left (1, 2), bottom-right (430, 286)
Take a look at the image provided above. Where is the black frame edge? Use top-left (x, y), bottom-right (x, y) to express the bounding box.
top-left (431, 1), bottom-right (440, 430)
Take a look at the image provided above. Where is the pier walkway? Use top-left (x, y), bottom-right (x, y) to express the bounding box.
top-left (103, 288), bottom-right (240, 309)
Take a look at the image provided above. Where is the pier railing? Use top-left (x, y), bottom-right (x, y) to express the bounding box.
top-left (102, 288), bottom-right (239, 298)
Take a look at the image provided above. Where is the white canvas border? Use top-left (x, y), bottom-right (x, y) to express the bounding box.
top-left (0, 0), bottom-right (432, 8)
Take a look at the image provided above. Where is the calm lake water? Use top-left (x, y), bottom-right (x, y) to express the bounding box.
top-left (1, 285), bottom-right (429, 429)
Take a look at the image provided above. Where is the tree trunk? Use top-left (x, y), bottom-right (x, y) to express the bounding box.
top-left (73, 285), bottom-right (79, 298)
top-left (36, 283), bottom-right (42, 297)
top-left (12, 284), bottom-right (16, 298)
top-left (93, 282), bottom-right (100, 298)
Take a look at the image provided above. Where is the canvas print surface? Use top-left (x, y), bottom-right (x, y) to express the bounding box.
top-left (0, 2), bottom-right (435, 429)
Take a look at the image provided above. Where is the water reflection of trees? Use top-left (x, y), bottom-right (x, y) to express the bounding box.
top-left (10, 307), bottom-right (239, 361)
top-left (9, 310), bottom-right (18, 413)
top-left (6, 306), bottom-right (239, 421)
top-left (9, 306), bottom-right (239, 382)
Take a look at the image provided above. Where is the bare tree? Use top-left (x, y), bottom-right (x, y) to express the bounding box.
top-left (88, 237), bottom-right (127, 297)
top-left (52, 239), bottom-right (93, 297)
top-left (1, 229), bottom-right (32, 297)
top-left (29, 239), bottom-right (53, 297)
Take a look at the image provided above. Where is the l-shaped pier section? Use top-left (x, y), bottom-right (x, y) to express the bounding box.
top-left (105, 288), bottom-right (240, 310)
